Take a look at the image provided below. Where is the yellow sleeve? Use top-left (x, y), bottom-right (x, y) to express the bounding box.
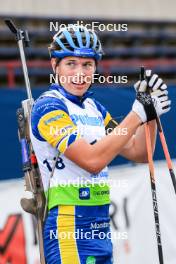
top-left (38, 109), bottom-right (81, 154)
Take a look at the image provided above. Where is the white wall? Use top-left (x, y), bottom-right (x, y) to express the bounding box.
top-left (1, 161), bottom-right (176, 263)
top-left (1, 0), bottom-right (176, 20)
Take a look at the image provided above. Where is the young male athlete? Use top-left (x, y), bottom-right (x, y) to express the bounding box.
top-left (30, 25), bottom-right (171, 264)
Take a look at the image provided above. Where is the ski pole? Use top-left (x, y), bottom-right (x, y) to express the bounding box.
top-left (143, 68), bottom-right (176, 193)
top-left (156, 118), bottom-right (176, 193)
top-left (141, 66), bottom-right (164, 264)
top-left (148, 88), bottom-right (176, 194)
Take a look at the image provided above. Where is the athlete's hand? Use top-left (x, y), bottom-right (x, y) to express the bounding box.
top-left (135, 69), bottom-right (167, 92)
top-left (145, 69), bottom-right (167, 91)
top-left (132, 79), bottom-right (171, 123)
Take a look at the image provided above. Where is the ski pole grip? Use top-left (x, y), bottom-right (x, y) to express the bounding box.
top-left (140, 66), bottom-right (145, 81)
top-left (140, 66), bottom-right (151, 94)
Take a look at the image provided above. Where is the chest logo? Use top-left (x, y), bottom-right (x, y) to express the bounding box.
top-left (71, 114), bottom-right (103, 126)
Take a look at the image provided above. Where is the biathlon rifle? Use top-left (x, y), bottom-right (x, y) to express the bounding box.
top-left (5, 19), bottom-right (46, 264)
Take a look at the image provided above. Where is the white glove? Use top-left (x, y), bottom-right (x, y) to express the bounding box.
top-left (151, 89), bottom-right (171, 114)
top-left (145, 69), bottom-right (167, 91)
top-left (132, 80), bottom-right (171, 123)
top-left (134, 69), bottom-right (167, 92)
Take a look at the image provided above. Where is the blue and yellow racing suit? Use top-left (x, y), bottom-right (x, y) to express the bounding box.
top-left (30, 84), bottom-right (114, 264)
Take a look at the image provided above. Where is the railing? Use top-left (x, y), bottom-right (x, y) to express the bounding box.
top-left (1, 58), bottom-right (176, 88)
top-left (0, 60), bottom-right (50, 88)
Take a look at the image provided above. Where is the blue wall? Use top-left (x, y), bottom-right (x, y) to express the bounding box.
top-left (0, 85), bottom-right (175, 180)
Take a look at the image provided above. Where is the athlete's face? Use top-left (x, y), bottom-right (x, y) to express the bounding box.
top-left (51, 57), bottom-right (96, 96)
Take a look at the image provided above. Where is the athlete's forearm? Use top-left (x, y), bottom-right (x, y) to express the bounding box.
top-left (89, 111), bottom-right (141, 170)
top-left (65, 111), bottom-right (141, 173)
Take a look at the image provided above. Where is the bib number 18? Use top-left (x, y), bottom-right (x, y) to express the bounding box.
top-left (43, 157), bottom-right (65, 172)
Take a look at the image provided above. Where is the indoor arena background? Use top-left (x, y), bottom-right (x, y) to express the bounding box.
top-left (0, 1), bottom-right (176, 263)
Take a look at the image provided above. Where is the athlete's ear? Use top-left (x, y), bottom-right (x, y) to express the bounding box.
top-left (51, 58), bottom-right (57, 73)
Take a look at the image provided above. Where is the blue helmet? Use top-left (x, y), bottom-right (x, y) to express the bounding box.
top-left (49, 25), bottom-right (103, 61)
